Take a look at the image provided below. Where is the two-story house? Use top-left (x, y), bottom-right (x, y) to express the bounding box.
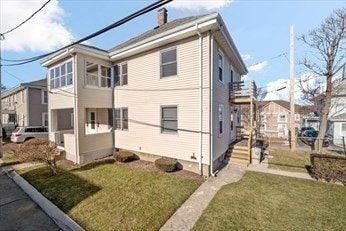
top-left (42, 9), bottom-right (248, 176)
top-left (1, 79), bottom-right (48, 136)
top-left (257, 100), bottom-right (311, 138)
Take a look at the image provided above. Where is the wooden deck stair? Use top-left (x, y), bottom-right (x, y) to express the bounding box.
top-left (227, 139), bottom-right (250, 165)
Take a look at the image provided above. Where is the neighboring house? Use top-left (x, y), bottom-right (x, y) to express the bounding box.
top-left (327, 78), bottom-right (346, 146)
top-left (257, 100), bottom-right (314, 138)
top-left (1, 79), bottom-right (48, 135)
top-left (41, 9), bottom-right (249, 176)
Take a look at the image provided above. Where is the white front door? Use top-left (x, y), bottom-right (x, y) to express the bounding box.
top-left (88, 109), bottom-right (97, 134)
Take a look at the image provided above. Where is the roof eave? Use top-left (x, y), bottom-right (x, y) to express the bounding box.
top-left (109, 13), bottom-right (219, 61)
top-left (41, 45), bottom-right (110, 67)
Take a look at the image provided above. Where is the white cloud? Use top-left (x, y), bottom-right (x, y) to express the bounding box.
top-left (241, 54), bottom-right (252, 61)
top-left (168, 0), bottom-right (232, 11)
top-left (248, 61), bottom-right (268, 72)
top-left (1, 0), bottom-right (74, 52)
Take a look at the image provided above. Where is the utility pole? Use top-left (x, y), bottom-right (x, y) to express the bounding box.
top-left (0, 34), bottom-right (4, 158)
top-left (290, 26), bottom-right (296, 151)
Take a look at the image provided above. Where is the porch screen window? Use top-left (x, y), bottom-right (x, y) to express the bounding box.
top-left (161, 48), bottom-right (177, 78)
top-left (115, 108), bottom-right (128, 130)
top-left (219, 104), bottom-right (224, 135)
top-left (49, 61), bottom-right (73, 90)
top-left (108, 109), bottom-right (113, 127)
top-left (101, 66), bottom-right (111, 88)
top-left (114, 63), bottom-right (128, 86)
top-left (161, 106), bottom-right (177, 133)
top-left (86, 62), bottom-right (99, 87)
top-left (86, 61), bottom-right (111, 88)
top-left (218, 52), bottom-right (224, 83)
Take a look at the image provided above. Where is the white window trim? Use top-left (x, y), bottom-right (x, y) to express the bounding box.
top-left (42, 112), bottom-right (48, 127)
top-left (218, 49), bottom-right (224, 84)
top-left (115, 107), bottom-right (129, 131)
top-left (219, 104), bottom-right (224, 136)
top-left (85, 61), bottom-right (112, 88)
top-left (114, 63), bottom-right (129, 87)
top-left (277, 114), bottom-right (288, 123)
top-left (295, 114), bottom-right (300, 121)
top-left (41, 89), bottom-right (48, 104)
top-left (160, 47), bottom-right (178, 78)
top-left (341, 122), bottom-right (346, 135)
top-left (161, 105), bottom-right (178, 134)
top-left (49, 59), bottom-right (73, 90)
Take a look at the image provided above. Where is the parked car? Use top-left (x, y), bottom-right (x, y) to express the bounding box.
top-left (11, 126), bottom-right (48, 143)
top-left (300, 130), bottom-right (329, 147)
top-left (298, 127), bottom-right (315, 136)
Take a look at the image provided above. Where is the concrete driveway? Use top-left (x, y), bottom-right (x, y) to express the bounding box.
top-left (0, 169), bottom-right (60, 231)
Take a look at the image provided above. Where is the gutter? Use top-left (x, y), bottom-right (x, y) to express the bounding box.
top-left (196, 24), bottom-right (203, 175)
top-left (209, 31), bottom-right (215, 177)
top-left (111, 65), bottom-right (116, 154)
top-left (68, 48), bottom-right (79, 164)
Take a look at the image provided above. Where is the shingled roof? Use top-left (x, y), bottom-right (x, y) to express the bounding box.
top-left (109, 13), bottom-right (213, 52)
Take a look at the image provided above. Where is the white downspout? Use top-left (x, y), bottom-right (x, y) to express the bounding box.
top-left (196, 24), bottom-right (203, 175)
top-left (68, 48), bottom-right (79, 164)
top-left (210, 32), bottom-right (215, 177)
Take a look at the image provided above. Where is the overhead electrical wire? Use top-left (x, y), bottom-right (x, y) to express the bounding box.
top-left (0, 0), bottom-right (52, 36)
top-left (1, 0), bottom-right (173, 66)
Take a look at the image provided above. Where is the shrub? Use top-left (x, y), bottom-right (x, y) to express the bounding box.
top-left (310, 153), bottom-right (346, 184)
top-left (155, 157), bottom-right (181, 172)
top-left (114, 150), bottom-right (139, 162)
top-left (17, 139), bottom-right (59, 175)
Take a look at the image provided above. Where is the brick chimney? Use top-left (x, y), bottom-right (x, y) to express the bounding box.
top-left (158, 8), bottom-right (168, 26)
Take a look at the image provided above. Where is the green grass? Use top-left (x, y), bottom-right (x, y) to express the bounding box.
top-left (194, 171), bottom-right (346, 231)
top-left (1, 154), bottom-right (21, 166)
top-left (268, 149), bottom-right (311, 172)
top-left (19, 162), bottom-right (201, 231)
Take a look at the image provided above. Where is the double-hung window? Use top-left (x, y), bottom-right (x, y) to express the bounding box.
top-left (161, 106), bottom-right (178, 133)
top-left (218, 51), bottom-right (224, 83)
top-left (50, 61), bottom-right (73, 90)
top-left (42, 90), bottom-right (48, 104)
top-left (115, 108), bottom-right (128, 130)
top-left (161, 48), bottom-right (177, 78)
top-left (114, 63), bottom-right (128, 86)
top-left (86, 61), bottom-right (111, 88)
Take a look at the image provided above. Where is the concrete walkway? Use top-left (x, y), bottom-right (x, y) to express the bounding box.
top-left (160, 162), bottom-right (246, 231)
top-left (0, 160), bottom-right (84, 231)
top-left (247, 156), bottom-right (314, 181)
top-left (0, 168), bottom-right (60, 231)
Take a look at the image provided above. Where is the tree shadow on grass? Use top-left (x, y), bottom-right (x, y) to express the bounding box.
top-left (269, 162), bottom-right (308, 170)
top-left (20, 166), bottom-right (101, 213)
top-left (71, 158), bottom-right (115, 172)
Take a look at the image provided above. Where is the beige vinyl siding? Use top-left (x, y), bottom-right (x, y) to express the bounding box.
top-left (114, 34), bottom-right (211, 165)
top-left (212, 39), bottom-right (242, 161)
top-left (75, 53), bottom-right (113, 158)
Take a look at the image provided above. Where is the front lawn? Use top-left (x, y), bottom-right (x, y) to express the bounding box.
top-left (268, 149), bottom-right (311, 172)
top-left (194, 171), bottom-right (346, 231)
top-left (19, 161), bottom-right (202, 231)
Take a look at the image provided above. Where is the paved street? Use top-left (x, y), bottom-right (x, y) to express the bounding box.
top-left (0, 169), bottom-right (60, 231)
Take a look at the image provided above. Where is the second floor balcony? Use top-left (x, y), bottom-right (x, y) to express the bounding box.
top-left (1, 101), bottom-right (16, 113)
top-left (229, 80), bottom-right (257, 104)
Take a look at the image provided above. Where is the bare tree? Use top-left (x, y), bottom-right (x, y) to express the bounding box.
top-left (298, 7), bottom-right (346, 151)
top-left (17, 139), bottom-right (59, 175)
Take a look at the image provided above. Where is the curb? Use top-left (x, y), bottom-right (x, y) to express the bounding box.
top-left (2, 166), bottom-right (84, 231)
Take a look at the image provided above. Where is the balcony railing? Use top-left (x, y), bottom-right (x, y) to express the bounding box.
top-left (229, 80), bottom-right (257, 101)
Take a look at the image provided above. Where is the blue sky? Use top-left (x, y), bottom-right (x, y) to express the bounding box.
top-left (1, 0), bottom-right (344, 101)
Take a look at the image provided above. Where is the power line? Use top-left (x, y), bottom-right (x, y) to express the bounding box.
top-left (0, 0), bottom-right (52, 36)
top-left (1, 0), bottom-right (173, 66)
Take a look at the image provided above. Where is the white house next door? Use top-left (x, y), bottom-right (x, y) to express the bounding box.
top-left (88, 109), bottom-right (97, 134)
